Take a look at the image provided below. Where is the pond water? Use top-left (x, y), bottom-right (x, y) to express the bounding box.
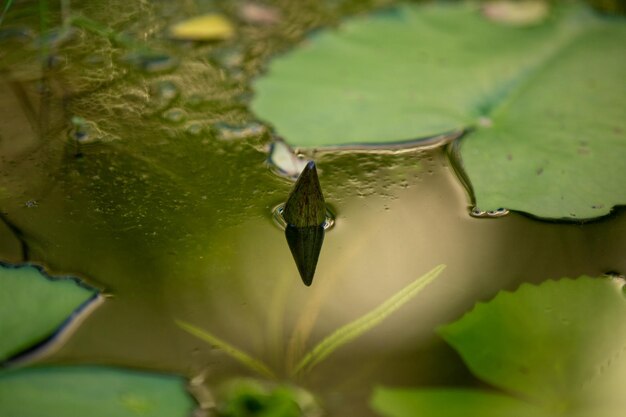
top-left (1, 1), bottom-right (624, 416)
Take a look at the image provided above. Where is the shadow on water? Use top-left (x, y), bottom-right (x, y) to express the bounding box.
top-left (0, 1), bottom-right (625, 416)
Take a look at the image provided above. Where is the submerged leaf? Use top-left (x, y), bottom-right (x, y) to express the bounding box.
top-left (251, 3), bottom-right (626, 219)
top-left (372, 277), bottom-right (626, 417)
top-left (293, 264), bottom-right (445, 375)
top-left (440, 277), bottom-right (626, 410)
top-left (0, 263), bottom-right (99, 363)
top-left (0, 366), bottom-right (195, 417)
top-left (371, 388), bottom-right (550, 417)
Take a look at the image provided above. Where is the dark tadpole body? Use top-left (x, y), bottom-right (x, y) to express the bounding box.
top-left (282, 161), bottom-right (327, 286)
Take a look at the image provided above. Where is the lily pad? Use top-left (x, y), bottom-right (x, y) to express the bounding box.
top-left (251, 3), bottom-right (626, 219)
top-left (0, 263), bottom-right (99, 363)
top-left (0, 366), bottom-right (195, 417)
top-left (372, 388), bottom-right (549, 417)
top-left (371, 277), bottom-right (626, 417)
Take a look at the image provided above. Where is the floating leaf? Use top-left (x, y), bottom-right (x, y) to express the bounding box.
top-left (169, 14), bottom-right (235, 41)
top-left (371, 388), bottom-right (550, 417)
top-left (0, 263), bottom-right (99, 363)
top-left (0, 366), bottom-right (195, 417)
top-left (251, 3), bottom-right (626, 219)
top-left (371, 277), bottom-right (626, 417)
top-left (293, 264), bottom-right (445, 375)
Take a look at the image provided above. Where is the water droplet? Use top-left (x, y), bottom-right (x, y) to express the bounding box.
top-left (267, 139), bottom-right (311, 180)
top-left (185, 122), bottom-right (204, 136)
top-left (470, 207), bottom-right (485, 217)
top-left (161, 108), bottom-right (186, 123)
top-left (470, 206), bottom-right (509, 218)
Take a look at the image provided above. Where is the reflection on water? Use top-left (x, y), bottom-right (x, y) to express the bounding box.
top-left (285, 224), bottom-right (325, 286)
top-left (0, 1), bottom-right (624, 416)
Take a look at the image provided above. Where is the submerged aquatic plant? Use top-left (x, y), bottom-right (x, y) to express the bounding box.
top-left (0, 263), bottom-right (193, 417)
top-left (372, 276), bottom-right (626, 417)
top-left (177, 264), bottom-right (446, 379)
top-left (0, 0), bottom-right (14, 28)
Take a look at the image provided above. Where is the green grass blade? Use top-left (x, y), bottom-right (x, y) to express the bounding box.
top-left (293, 264), bottom-right (446, 376)
top-left (0, 0), bottom-right (14, 28)
top-left (175, 320), bottom-right (276, 380)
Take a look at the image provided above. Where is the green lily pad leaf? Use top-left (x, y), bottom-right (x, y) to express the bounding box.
top-left (439, 277), bottom-right (626, 408)
top-left (0, 263), bottom-right (99, 363)
top-left (372, 277), bottom-right (626, 417)
top-left (0, 366), bottom-right (195, 417)
top-left (251, 3), bottom-right (626, 219)
top-left (371, 388), bottom-right (551, 417)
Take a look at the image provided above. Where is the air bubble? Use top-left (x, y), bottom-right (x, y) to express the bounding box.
top-left (267, 139), bottom-right (311, 180)
top-left (470, 206), bottom-right (509, 218)
top-left (470, 207), bottom-right (485, 217)
top-left (185, 122), bottom-right (204, 136)
top-left (210, 47), bottom-right (244, 70)
top-left (214, 121), bottom-right (266, 140)
top-left (161, 108), bottom-right (186, 123)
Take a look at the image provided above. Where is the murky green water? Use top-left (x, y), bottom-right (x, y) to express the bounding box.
top-left (1, 1), bottom-right (625, 415)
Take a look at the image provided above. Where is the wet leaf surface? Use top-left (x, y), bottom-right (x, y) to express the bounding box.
top-left (251, 3), bottom-right (626, 219)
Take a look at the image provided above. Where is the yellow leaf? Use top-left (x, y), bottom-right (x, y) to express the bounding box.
top-left (169, 14), bottom-right (235, 41)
